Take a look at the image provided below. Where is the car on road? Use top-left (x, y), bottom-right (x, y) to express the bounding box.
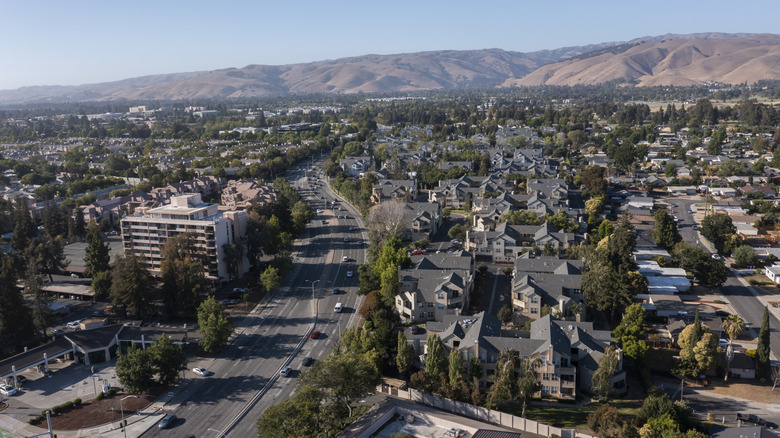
top-left (692, 224), bottom-right (698, 230)
top-left (316, 209), bottom-right (322, 213)
top-left (158, 414), bottom-right (176, 429)
top-left (718, 339), bottom-right (731, 347)
top-left (310, 330), bottom-right (321, 339)
top-left (410, 326), bottom-right (424, 335)
top-left (346, 271), bottom-right (354, 278)
top-left (331, 287), bottom-right (339, 294)
top-left (302, 357), bottom-right (315, 367)
top-left (343, 237), bottom-right (349, 242)
top-left (342, 256), bottom-right (349, 262)
top-left (66, 320), bottom-right (83, 330)
top-left (0, 384), bottom-right (17, 396)
top-left (280, 366), bottom-right (292, 377)
top-left (192, 367), bottom-right (212, 376)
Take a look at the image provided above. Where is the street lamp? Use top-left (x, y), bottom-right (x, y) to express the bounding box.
top-left (305, 279), bottom-right (319, 299)
top-left (119, 395), bottom-right (138, 438)
top-left (208, 427), bottom-right (229, 438)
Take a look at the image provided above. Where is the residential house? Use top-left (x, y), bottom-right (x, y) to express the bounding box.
top-left (401, 202), bottom-right (443, 242)
top-left (395, 253), bottom-right (474, 323)
top-left (424, 313), bottom-right (625, 399)
top-left (220, 180), bottom-right (276, 209)
top-left (340, 156), bottom-right (374, 177)
top-left (467, 222), bottom-right (579, 263)
top-left (371, 179), bottom-right (418, 203)
top-left (512, 259), bottom-right (583, 319)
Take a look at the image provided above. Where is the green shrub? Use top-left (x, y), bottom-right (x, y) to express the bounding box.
top-left (714, 300), bottom-right (726, 304)
top-left (51, 406), bottom-right (61, 414)
top-left (746, 349), bottom-right (757, 359)
top-left (63, 401), bottom-right (74, 409)
top-left (107, 388), bottom-right (117, 396)
top-left (96, 391), bottom-right (105, 400)
top-left (73, 398), bottom-right (82, 406)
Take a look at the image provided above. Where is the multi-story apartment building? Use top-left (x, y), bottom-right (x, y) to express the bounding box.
top-left (120, 193), bottom-right (250, 282)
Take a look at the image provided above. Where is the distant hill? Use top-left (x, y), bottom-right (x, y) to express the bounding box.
top-left (506, 34), bottom-right (780, 87)
top-left (0, 33), bottom-right (778, 103)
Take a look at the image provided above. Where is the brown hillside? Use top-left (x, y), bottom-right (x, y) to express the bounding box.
top-left (507, 34), bottom-right (780, 87)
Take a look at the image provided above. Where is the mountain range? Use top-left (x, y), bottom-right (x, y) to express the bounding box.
top-left (1, 33), bottom-right (778, 104)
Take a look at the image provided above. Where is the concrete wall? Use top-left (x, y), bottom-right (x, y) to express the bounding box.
top-left (379, 385), bottom-right (594, 438)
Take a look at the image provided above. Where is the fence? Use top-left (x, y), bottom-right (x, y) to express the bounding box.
top-left (379, 384), bottom-right (594, 438)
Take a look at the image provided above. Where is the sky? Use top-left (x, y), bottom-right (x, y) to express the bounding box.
top-left (1, 0), bottom-right (778, 91)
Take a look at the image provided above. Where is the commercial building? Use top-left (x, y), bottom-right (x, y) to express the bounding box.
top-left (121, 193), bottom-right (249, 282)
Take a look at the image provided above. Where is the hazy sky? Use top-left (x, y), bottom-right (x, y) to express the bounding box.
top-left (1, 0), bottom-right (777, 91)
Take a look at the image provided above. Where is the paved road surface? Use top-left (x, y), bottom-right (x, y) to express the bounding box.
top-left (144, 165), bottom-right (367, 437)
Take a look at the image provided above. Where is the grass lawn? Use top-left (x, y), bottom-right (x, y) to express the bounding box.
top-left (523, 399), bottom-right (641, 430)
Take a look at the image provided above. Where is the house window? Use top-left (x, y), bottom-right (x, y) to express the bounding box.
top-left (427, 312), bottom-right (434, 318)
top-left (530, 297), bottom-right (538, 303)
top-left (542, 386), bottom-right (549, 394)
top-left (530, 308), bottom-right (538, 314)
top-left (438, 293), bottom-right (445, 300)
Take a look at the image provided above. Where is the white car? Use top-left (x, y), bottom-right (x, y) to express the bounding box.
top-left (0, 384), bottom-right (17, 396)
top-left (343, 237), bottom-right (349, 242)
top-left (718, 339), bottom-right (731, 347)
top-left (192, 367), bottom-right (211, 376)
top-left (346, 271), bottom-right (354, 278)
top-left (280, 366), bottom-right (292, 377)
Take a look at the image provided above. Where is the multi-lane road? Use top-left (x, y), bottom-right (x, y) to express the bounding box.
top-left (145, 164), bottom-right (366, 437)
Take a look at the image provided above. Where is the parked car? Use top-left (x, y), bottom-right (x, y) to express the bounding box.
top-left (302, 357), bottom-right (315, 367)
top-left (718, 339), bottom-right (731, 347)
top-left (0, 384), bottom-right (17, 396)
top-left (737, 413), bottom-right (767, 426)
top-left (192, 367), bottom-right (212, 376)
top-left (280, 366), bottom-right (292, 377)
top-left (346, 271), bottom-right (354, 278)
top-left (410, 326), bottom-right (424, 335)
top-left (342, 256), bottom-right (349, 262)
top-left (52, 329), bottom-right (64, 336)
top-left (309, 330), bottom-right (321, 339)
top-left (331, 288), bottom-right (339, 295)
top-left (343, 237), bottom-right (349, 242)
top-left (232, 288), bottom-right (246, 294)
top-left (158, 414), bottom-right (176, 429)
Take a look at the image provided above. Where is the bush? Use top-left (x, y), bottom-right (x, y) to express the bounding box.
top-left (746, 349), bottom-right (757, 359)
top-left (96, 391), bottom-right (105, 400)
top-left (714, 300), bottom-right (726, 304)
top-left (73, 398), bottom-right (82, 406)
top-left (107, 388), bottom-right (117, 396)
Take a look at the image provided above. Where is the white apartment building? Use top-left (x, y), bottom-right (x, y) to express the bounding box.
top-left (121, 193), bottom-right (250, 282)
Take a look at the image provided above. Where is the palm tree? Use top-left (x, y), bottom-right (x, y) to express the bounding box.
top-left (722, 314), bottom-right (746, 343)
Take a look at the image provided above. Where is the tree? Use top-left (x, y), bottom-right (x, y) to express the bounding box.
top-left (367, 200), bottom-right (406, 245)
top-left (721, 314), bottom-right (746, 343)
top-left (448, 350), bottom-right (464, 386)
top-left (733, 245), bottom-right (759, 267)
top-left (396, 331), bottom-right (414, 379)
top-left (700, 213), bottom-right (736, 254)
top-left (581, 165), bottom-right (607, 196)
top-left (298, 352), bottom-right (381, 417)
top-left (652, 209), bottom-right (681, 251)
top-left (614, 303), bottom-right (648, 362)
top-left (256, 387), bottom-right (326, 438)
top-left (26, 261), bottom-right (54, 337)
top-left (11, 199), bottom-right (33, 253)
top-left (487, 349), bottom-right (519, 408)
top-left (91, 270), bottom-right (112, 300)
top-left (757, 306), bottom-right (771, 379)
top-left (516, 356), bottom-right (541, 417)
top-left (110, 255), bottom-right (154, 319)
top-left (448, 223), bottom-right (467, 242)
top-left (585, 196), bottom-right (606, 216)
top-left (587, 404), bottom-right (624, 438)
top-left (32, 236), bottom-right (69, 282)
top-left (116, 345), bottom-right (154, 394)
top-left (197, 296), bottom-right (234, 353)
top-left (84, 222), bottom-right (111, 277)
top-left (673, 242), bottom-right (728, 289)
top-left (260, 266), bottom-right (281, 292)
top-left (591, 346), bottom-right (619, 401)
top-left (147, 335), bottom-right (186, 385)
top-left (0, 255), bottom-right (34, 351)
top-left (425, 334), bottom-right (447, 380)
top-left (498, 305), bottom-right (513, 325)
top-left (679, 310), bottom-right (703, 360)
top-left (72, 208), bottom-right (86, 238)
top-left (676, 318), bottom-right (718, 377)
top-left (692, 332), bottom-right (718, 376)
top-left (664, 162), bottom-right (678, 178)
top-left (222, 241), bottom-right (245, 282)
top-left (468, 356), bottom-right (483, 381)
top-left (160, 233), bottom-right (211, 317)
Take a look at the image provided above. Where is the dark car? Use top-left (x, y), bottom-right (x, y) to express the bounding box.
top-left (737, 413), bottom-right (767, 426)
top-left (158, 414), bottom-right (177, 429)
top-left (331, 288), bottom-right (339, 294)
top-left (302, 357), bottom-right (315, 366)
top-left (410, 326), bottom-right (424, 335)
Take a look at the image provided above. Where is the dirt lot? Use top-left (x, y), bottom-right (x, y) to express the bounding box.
top-left (28, 385), bottom-right (166, 431)
top-left (705, 379), bottom-right (780, 404)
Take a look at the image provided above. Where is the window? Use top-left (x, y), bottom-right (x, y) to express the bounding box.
top-left (530, 308), bottom-right (538, 314)
top-left (542, 386), bottom-right (549, 394)
top-left (438, 293), bottom-right (445, 300)
top-left (530, 297), bottom-right (538, 303)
